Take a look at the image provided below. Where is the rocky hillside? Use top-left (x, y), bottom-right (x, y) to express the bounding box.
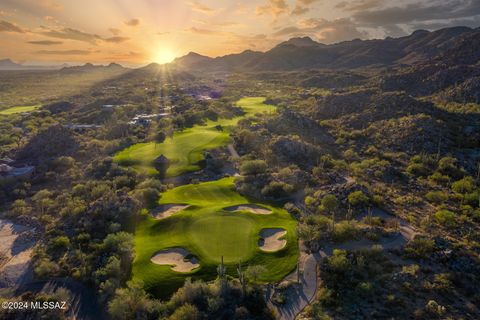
top-left (172, 26), bottom-right (480, 71)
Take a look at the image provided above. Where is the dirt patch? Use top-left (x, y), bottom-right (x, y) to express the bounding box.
top-left (259, 228), bottom-right (287, 252)
top-left (150, 248), bottom-right (199, 272)
top-left (151, 204), bottom-right (189, 220)
top-left (224, 204), bottom-right (272, 215)
top-left (0, 219), bottom-right (36, 287)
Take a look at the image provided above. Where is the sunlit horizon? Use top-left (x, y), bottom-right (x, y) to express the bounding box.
top-left (1, 0), bottom-right (479, 65)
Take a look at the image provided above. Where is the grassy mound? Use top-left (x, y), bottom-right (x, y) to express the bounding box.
top-left (132, 178), bottom-right (298, 298)
top-left (113, 97), bottom-right (275, 177)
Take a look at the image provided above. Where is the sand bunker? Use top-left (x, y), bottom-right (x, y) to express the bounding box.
top-left (224, 204), bottom-right (272, 215)
top-left (258, 228), bottom-right (287, 252)
top-left (150, 248), bottom-right (199, 272)
top-left (151, 204), bottom-right (189, 220)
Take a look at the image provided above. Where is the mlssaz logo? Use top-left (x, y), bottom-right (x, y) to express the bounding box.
top-left (30, 301), bottom-right (67, 310)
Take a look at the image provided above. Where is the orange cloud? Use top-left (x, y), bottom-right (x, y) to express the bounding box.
top-left (103, 36), bottom-right (130, 43)
top-left (27, 40), bottom-right (63, 45)
top-left (0, 20), bottom-right (25, 33)
top-left (256, 0), bottom-right (289, 19)
top-left (189, 1), bottom-right (217, 15)
top-left (35, 49), bottom-right (94, 55)
top-left (124, 18), bottom-right (141, 27)
top-left (108, 28), bottom-right (121, 35)
top-left (37, 27), bottom-right (101, 45)
top-left (292, 5), bottom-right (309, 15)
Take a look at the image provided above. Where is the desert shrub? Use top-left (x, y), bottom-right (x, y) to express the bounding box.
top-left (304, 215), bottom-right (332, 233)
top-left (428, 172), bottom-right (450, 185)
top-left (451, 176), bottom-right (475, 194)
top-left (348, 191), bottom-right (369, 207)
top-left (406, 163), bottom-right (430, 176)
top-left (34, 258), bottom-right (60, 278)
top-left (343, 149), bottom-right (358, 162)
top-left (320, 194), bottom-right (338, 212)
top-left (464, 191), bottom-right (480, 207)
top-left (434, 209), bottom-right (456, 226)
top-left (425, 191), bottom-right (448, 204)
top-left (261, 181), bottom-right (294, 198)
top-left (438, 156), bottom-right (463, 178)
top-left (49, 236), bottom-right (70, 251)
top-left (240, 160), bottom-right (267, 175)
top-left (333, 220), bottom-right (359, 242)
top-left (403, 238), bottom-right (435, 259)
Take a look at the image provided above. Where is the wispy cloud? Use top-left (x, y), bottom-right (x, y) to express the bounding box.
top-left (0, 20), bottom-right (25, 33)
top-left (37, 27), bottom-right (101, 45)
top-left (103, 36), bottom-right (130, 43)
top-left (256, 0), bottom-right (289, 19)
top-left (292, 5), bottom-right (309, 15)
top-left (27, 40), bottom-right (63, 45)
top-left (273, 18), bottom-right (367, 43)
top-left (335, 0), bottom-right (383, 12)
top-left (35, 49), bottom-right (94, 55)
top-left (189, 1), bottom-right (217, 15)
top-left (124, 18), bottom-right (140, 27)
top-left (193, 19), bottom-right (241, 27)
top-left (186, 27), bottom-right (219, 35)
top-left (37, 27), bottom-right (132, 45)
top-left (108, 28), bottom-right (121, 35)
top-left (297, 0), bottom-right (320, 5)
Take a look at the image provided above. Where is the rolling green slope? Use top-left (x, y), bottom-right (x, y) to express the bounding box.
top-left (0, 105), bottom-right (41, 115)
top-left (113, 97), bottom-right (275, 177)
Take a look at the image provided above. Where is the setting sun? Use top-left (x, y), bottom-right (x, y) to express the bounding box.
top-left (153, 49), bottom-right (178, 64)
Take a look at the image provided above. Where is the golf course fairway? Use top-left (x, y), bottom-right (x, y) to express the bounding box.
top-left (0, 105), bottom-right (41, 115)
top-left (113, 97), bottom-right (275, 177)
top-left (128, 97), bottom-right (297, 298)
top-left (132, 177), bottom-right (298, 298)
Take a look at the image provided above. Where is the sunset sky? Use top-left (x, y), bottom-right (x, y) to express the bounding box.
top-left (0, 0), bottom-right (479, 65)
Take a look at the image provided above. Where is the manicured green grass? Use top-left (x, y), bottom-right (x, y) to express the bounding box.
top-left (235, 96), bottom-right (276, 115)
top-left (132, 178), bottom-right (298, 298)
top-left (113, 122), bottom-right (231, 176)
top-left (190, 215), bottom-right (255, 263)
top-left (113, 97), bottom-right (275, 177)
top-left (0, 105), bottom-right (40, 115)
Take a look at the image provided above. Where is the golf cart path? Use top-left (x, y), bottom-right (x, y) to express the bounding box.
top-left (269, 208), bottom-right (417, 320)
top-left (0, 219), bottom-right (36, 288)
top-left (227, 144), bottom-right (240, 159)
top-left (268, 252), bottom-right (318, 320)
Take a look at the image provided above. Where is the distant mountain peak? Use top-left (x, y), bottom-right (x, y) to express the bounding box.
top-left (186, 51), bottom-right (208, 57)
top-left (174, 51), bottom-right (212, 66)
top-left (108, 62), bottom-right (123, 68)
top-left (278, 36), bottom-right (322, 47)
top-left (412, 29), bottom-right (430, 36)
top-left (0, 58), bottom-right (22, 67)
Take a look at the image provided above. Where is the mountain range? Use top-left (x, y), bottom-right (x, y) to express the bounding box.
top-left (172, 26), bottom-right (480, 71)
top-left (0, 58), bottom-right (69, 70)
top-left (2, 26), bottom-right (480, 72)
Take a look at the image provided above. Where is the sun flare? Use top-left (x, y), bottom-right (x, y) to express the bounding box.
top-left (153, 49), bottom-right (178, 64)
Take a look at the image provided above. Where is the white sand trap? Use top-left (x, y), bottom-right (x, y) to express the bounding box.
top-left (150, 248), bottom-right (199, 272)
top-left (151, 204), bottom-right (189, 220)
top-left (224, 204), bottom-right (272, 215)
top-left (259, 228), bottom-right (287, 252)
